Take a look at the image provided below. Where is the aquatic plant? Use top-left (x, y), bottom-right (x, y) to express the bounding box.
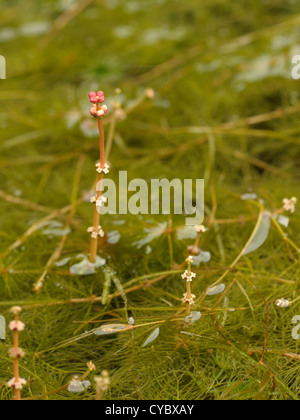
top-left (7, 307), bottom-right (26, 401)
top-left (1, 0), bottom-right (300, 401)
top-left (181, 256), bottom-right (196, 318)
top-left (87, 90), bottom-right (109, 264)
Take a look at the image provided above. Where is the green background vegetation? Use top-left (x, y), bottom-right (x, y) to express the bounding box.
top-left (0, 0), bottom-right (299, 400)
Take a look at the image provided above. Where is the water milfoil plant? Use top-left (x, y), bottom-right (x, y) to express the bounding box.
top-left (87, 90), bottom-right (109, 264)
top-left (182, 256), bottom-right (197, 319)
top-left (7, 307), bottom-right (26, 401)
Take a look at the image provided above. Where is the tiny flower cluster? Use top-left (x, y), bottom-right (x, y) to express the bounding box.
top-left (7, 307), bottom-right (27, 396)
top-left (96, 196), bottom-right (107, 208)
top-left (89, 91), bottom-right (105, 104)
top-left (181, 270), bottom-right (196, 282)
top-left (7, 377), bottom-right (27, 391)
top-left (90, 103), bottom-right (109, 119)
top-left (182, 293), bottom-right (196, 305)
top-left (95, 370), bottom-right (110, 394)
top-left (275, 298), bottom-right (290, 308)
top-left (90, 195), bottom-right (108, 207)
top-left (195, 225), bottom-right (206, 233)
top-left (96, 162), bottom-right (110, 174)
top-left (87, 226), bottom-right (105, 239)
top-left (283, 197), bottom-right (297, 213)
top-left (87, 361), bottom-right (96, 372)
top-left (9, 320), bottom-right (25, 332)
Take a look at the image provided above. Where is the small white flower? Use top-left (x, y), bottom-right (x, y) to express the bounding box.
top-left (7, 377), bottom-right (27, 390)
top-left (9, 320), bottom-right (25, 332)
top-left (195, 225), bottom-right (206, 233)
top-left (10, 306), bottom-right (22, 315)
top-left (96, 163), bottom-right (110, 175)
top-left (95, 371), bottom-right (110, 393)
top-left (87, 226), bottom-right (105, 239)
top-left (96, 196), bottom-right (107, 208)
top-left (186, 256), bottom-right (194, 264)
top-left (90, 195), bottom-right (97, 203)
top-left (87, 361), bottom-right (96, 371)
top-left (182, 293), bottom-right (196, 305)
top-left (275, 298), bottom-right (290, 308)
top-left (283, 197), bottom-right (297, 213)
top-left (181, 270), bottom-right (196, 282)
top-left (9, 347), bottom-right (25, 359)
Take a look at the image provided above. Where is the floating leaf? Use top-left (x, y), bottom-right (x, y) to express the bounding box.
top-left (70, 255), bottom-right (106, 276)
top-left (68, 379), bottom-right (91, 394)
top-left (206, 284), bottom-right (226, 296)
top-left (242, 211), bottom-right (271, 255)
top-left (128, 317), bottom-right (135, 325)
top-left (94, 324), bottom-right (132, 336)
top-left (192, 251), bottom-right (211, 265)
top-left (42, 221), bottom-right (71, 237)
top-left (133, 223), bottom-right (167, 249)
top-left (55, 257), bottom-right (71, 267)
top-left (142, 327), bottom-right (160, 348)
top-left (176, 226), bottom-right (197, 241)
top-left (277, 215), bottom-right (290, 228)
top-left (107, 230), bottom-right (121, 245)
top-left (185, 311), bottom-right (202, 324)
top-left (241, 193), bottom-right (257, 200)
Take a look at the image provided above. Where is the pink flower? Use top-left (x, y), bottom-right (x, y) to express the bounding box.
top-left (96, 105), bottom-right (108, 117)
top-left (90, 104), bottom-right (98, 117)
top-left (7, 377), bottom-right (27, 390)
top-left (89, 91), bottom-right (105, 104)
top-left (9, 320), bottom-right (25, 332)
top-left (90, 104), bottom-right (109, 119)
top-left (9, 347), bottom-right (26, 358)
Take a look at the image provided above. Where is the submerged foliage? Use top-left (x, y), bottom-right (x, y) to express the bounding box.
top-left (0, 0), bottom-right (300, 400)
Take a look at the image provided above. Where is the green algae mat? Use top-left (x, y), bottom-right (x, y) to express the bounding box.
top-left (0, 0), bottom-right (300, 401)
